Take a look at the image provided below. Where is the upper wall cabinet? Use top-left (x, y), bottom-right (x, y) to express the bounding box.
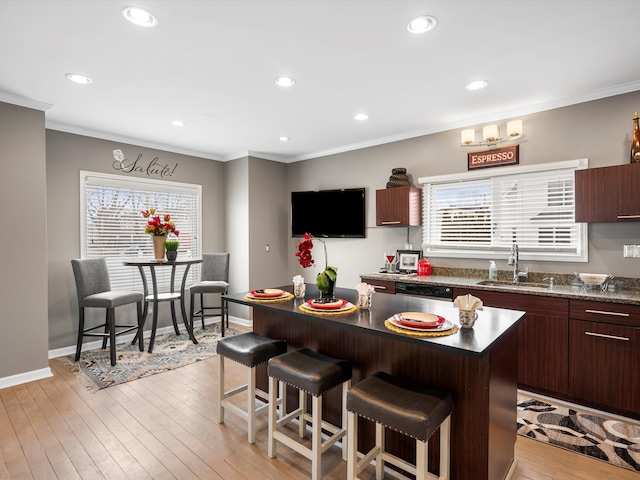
top-left (375, 186), bottom-right (422, 227)
top-left (575, 163), bottom-right (640, 222)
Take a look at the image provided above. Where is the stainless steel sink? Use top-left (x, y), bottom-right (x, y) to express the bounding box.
top-left (475, 280), bottom-right (550, 290)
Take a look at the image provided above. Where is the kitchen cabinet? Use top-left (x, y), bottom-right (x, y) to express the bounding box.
top-left (569, 300), bottom-right (640, 414)
top-left (360, 277), bottom-right (396, 294)
top-left (375, 186), bottom-right (421, 227)
top-left (575, 163), bottom-right (640, 222)
top-left (453, 288), bottom-right (569, 395)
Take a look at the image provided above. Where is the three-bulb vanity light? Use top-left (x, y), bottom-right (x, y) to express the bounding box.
top-left (461, 120), bottom-right (523, 147)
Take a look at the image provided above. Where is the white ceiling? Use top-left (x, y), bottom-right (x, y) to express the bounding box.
top-left (2, 0), bottom-right (640, 163)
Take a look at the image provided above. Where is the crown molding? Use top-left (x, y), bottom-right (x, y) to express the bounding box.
top-left (0, 91), bottom-right (52, 111)
top-left (46, 121), bottom-right (223, 161)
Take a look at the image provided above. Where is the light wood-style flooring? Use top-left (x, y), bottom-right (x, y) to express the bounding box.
top-left (1, 348), bottom-right (638, 479)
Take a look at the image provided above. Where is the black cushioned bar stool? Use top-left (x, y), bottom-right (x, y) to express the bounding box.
top-left (217, 332), bottom-right (287, 444)
top-left (267, 348), bottom-right (352, 480)
top-left (346, 371), bottom-right (452, 480)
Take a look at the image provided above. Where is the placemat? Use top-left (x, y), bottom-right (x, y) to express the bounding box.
top-left (299, 302), bottom-right (358, 315)
top-left (384, 318), bottom-right (459, 337)
top-left (243, 292), bottom-right (294, 303)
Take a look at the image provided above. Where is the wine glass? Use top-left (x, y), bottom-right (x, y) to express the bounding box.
top-left (384, 251), bottom-right (396, 272)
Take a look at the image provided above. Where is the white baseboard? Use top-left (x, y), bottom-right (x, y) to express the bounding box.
top-left (0, 367), bottom-right (53, 390)
top-left (48, 315), bottom-right (250, 359)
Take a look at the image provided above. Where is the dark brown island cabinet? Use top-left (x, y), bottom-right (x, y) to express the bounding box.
top-left (224, 285), bottom-right (525, 480)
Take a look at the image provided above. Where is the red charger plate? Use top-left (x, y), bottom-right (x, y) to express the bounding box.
top-left (306, 299), bottom-right (347, 310)
top-left (251, 288), bottom-right (285, 298)
top-left (393, 312), bottom-right (445, 329)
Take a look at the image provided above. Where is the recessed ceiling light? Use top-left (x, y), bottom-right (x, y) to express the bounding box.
top-left (407, 15), bottom-right (437, 34)
top-left (122, 6), bottom-right (158, 27)
top-left (279, 136), bottom-right (291, 142)
top-left (275, 76), bottom-right (296, 87)
top-left (170, 120), bottom-right (184, 127)
top-left (465, 80), bottom-right (489, 91)
top-left (354, 113), bottom-right (369, 121)
top-left (65, 73), bottom-right (93, 84)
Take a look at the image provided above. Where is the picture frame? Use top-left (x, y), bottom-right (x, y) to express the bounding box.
top-left (396, 250), bottom-right (422, 273)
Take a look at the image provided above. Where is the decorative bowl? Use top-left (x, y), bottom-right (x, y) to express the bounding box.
top-left (578, 273), bottom-right (610, 285)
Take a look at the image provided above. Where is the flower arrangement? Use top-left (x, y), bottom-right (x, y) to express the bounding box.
top-left (295, 233), bottom-right (338, 297)
top-left (141, 208), bottom-right (180, 237)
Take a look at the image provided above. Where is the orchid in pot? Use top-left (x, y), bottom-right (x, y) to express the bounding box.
top-left (295, 233), bottom-right (338, 298)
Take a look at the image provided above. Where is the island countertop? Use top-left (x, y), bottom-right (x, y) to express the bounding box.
top-left (223, 284), bottom-right (525, 358)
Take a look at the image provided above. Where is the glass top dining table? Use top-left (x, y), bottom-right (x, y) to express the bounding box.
top-left (123, 258), bottom-right (203, 352)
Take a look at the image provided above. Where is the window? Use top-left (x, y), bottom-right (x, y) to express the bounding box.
top-left (418, 159), bottom-right (588, 262)
top-left (80, 171), bottom-right (202, 291)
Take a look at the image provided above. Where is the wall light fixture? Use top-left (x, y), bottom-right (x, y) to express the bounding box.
top-left (461, 120), bottom-right (523, 147)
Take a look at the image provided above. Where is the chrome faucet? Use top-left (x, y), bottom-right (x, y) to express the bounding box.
top-left (507, 242), bottom-right (528, 282)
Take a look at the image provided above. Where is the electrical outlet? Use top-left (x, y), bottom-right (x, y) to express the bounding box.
top-left (623, 244), bottom-right (640, 258)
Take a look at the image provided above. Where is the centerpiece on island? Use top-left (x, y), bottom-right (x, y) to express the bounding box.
top-left (141, 208), bottom-right (180, 261)
top-left (295, 232), bottom-right (338, 299)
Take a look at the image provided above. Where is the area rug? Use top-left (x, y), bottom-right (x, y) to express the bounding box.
top-left (65, 324), bottom-right (238, 391)
top-left (517, 394), bottom-right (640, 473)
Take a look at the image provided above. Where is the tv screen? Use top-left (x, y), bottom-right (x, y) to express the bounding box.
top-left (291, 188), bottom-right (365, 238)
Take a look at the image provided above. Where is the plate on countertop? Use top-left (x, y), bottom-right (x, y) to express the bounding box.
top-left (388, 315), bottom-right (453, 332)
top-left (305, 298), bottom-right (348, 310)
top-left (393, 312), bottom-right (446, 329)
top-left (248, 288), bottom-right (288, 299)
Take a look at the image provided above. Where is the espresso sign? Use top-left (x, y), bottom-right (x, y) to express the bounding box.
top-left (468, 145), bottom-right (519, 170)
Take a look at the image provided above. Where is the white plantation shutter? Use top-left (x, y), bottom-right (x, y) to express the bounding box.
top-left (420, 159), bottom-right (588, 261)
top-left (80, 171), bottom-right (202, 291)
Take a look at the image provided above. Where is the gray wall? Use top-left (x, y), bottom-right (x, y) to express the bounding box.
top-left (46, 130), bottom-right (227, 350)
top-left (0, 102), bottom-right (49, 379)
top-left (286, 90), bottom-right (640, 287)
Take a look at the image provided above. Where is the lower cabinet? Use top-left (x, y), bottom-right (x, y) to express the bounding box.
top-left (453, 288), bottom-right (569, 395)
top-left (569, 300), bottom-right (640, 414)
top-left (360, 277), bottom-right (396, 294)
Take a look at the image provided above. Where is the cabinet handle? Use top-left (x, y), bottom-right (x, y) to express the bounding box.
top-left (584, 309), bottom-right (630, 317)
top-left (381, 221), bottom-right (401, 225)
top-left (584, 331), bottom-right (630, 341)
top-left (372, 285), bottom-right (387, 290)
top-left (616, 214), bottom-right (640, 219)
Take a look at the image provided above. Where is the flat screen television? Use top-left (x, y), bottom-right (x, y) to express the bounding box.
top-left (291, 188), bottom-right (365, 238)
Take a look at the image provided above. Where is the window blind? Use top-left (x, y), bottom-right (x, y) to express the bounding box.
top-left (80, 171), bottom-right (202, 291)
top-left (420, 159), bottom-right (588, 261)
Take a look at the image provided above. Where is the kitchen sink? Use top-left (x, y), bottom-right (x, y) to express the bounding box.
top-left (476, 280), bottom-right (551, 290)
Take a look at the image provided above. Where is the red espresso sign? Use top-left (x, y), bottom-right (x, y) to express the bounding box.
top-left (468, 145), bottom-right (519, 170)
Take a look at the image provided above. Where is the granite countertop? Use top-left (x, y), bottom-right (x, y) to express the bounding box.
top-left (360, 270), bottom-right (640, 306)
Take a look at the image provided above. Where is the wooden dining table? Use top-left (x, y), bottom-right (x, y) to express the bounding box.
top-left (223, 284), bottom-right (525, 480)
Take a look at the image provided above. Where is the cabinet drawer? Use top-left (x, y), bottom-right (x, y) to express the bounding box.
top-left (363, 279), bottom-right (396, 294)
top-left (569, 299), bottom-right (640, 327)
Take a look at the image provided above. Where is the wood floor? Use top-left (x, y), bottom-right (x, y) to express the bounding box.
top-left (1, 351), bottom-right (638, 479)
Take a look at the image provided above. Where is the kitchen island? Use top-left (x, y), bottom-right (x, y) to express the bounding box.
top-left (223, 285), bottom-right (525, 480)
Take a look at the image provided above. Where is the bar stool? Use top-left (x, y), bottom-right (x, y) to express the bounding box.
top-left (267, 348), bottom-right (352, 480)
top-left (217, 332), bottom-right (287, 444)
top-left (346, 371), bottom-right (452, 480)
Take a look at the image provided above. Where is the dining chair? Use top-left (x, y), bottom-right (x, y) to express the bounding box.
top-left (71, 258), bottom-right (144, 366)
top-left (189, 253), bottom-right (230, 330)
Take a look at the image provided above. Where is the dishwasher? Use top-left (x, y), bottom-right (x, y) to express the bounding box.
top-left (395, 282), bottom-right (454, 301)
